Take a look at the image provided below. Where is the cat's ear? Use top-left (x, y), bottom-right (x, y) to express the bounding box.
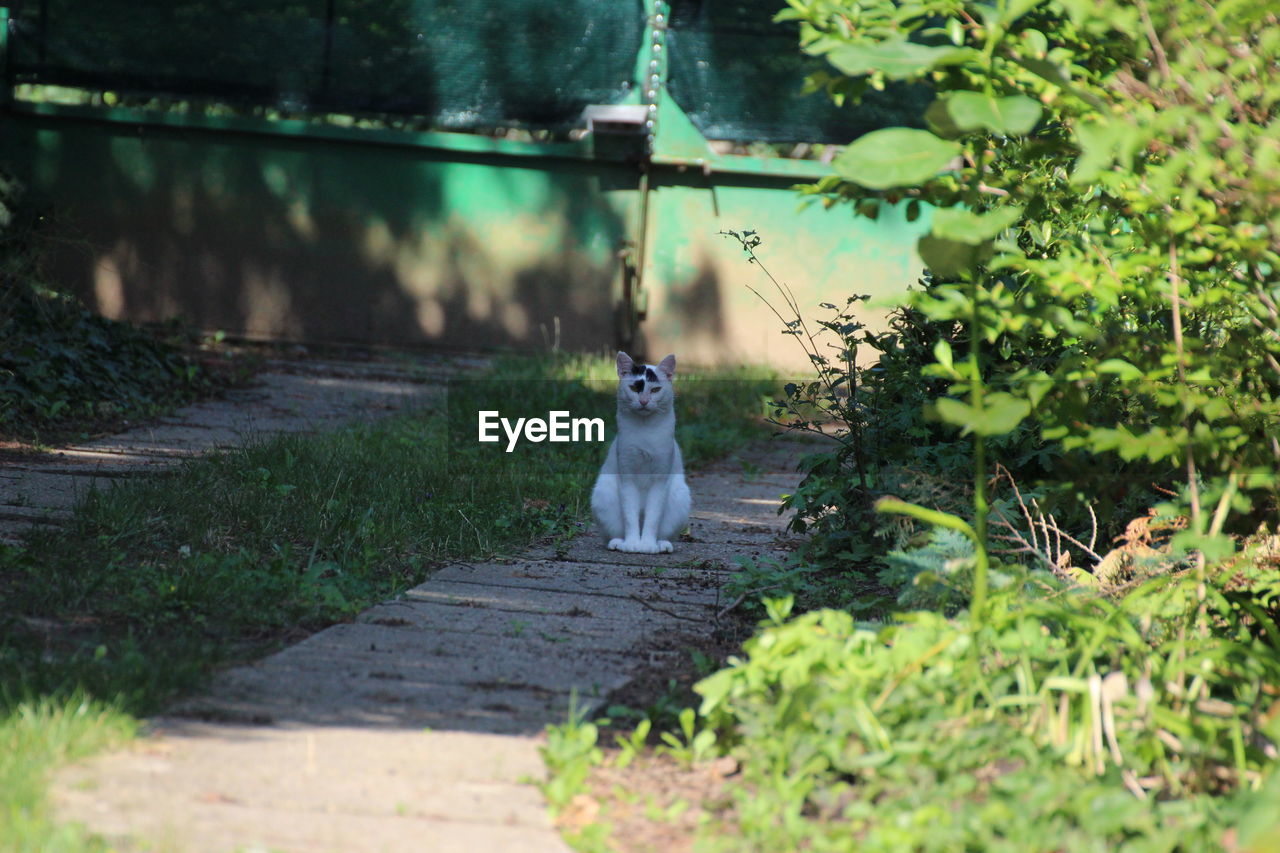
top-left (658, 354), bottom-right (676, 380)
top-left (616, 351), bottom-right (634, 379)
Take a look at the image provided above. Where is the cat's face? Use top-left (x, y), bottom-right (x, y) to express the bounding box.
top-left (615, 352), bottom-right (676, 415)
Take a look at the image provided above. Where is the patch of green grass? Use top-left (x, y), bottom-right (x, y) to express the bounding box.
top-left (0, 350), bottom-right (774, 850)
top-left (0, 696), bottom-right (135, 852)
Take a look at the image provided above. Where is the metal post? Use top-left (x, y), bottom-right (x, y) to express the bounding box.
top-left (622, 0), bottom-right (669, 341)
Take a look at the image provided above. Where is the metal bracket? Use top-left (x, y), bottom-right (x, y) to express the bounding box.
top-left (581, 104), bottom-right (649, 135)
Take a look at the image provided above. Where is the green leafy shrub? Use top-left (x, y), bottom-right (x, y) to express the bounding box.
top-left (694, 580), bottom-right (1280, 850)
top-left (879, 525), bottom-right (975, 610)
top-left (787, 0), bottom-right (1280, 552)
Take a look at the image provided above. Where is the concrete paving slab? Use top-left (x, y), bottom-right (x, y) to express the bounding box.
top-left (431, 559), bottom-right (725, 605)
top-left (0, 502), bottom-right (72, 525)
top-left (171, 672), bottom-right (594, 734)
top-left (528, 533), bottom-right (790, 571)
top-left (0, 471), bottom-right (99, 512)
top-left (402, 580), bottom-right (713, 622)
top-left (57, 726), bottom-right (563, 853)
top-left (351, 598), bottom-right (684, 651)
top-left (1, 448), bottom-right (173, 475)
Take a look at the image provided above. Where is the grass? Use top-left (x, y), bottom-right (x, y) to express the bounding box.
top-left (0, 350), bottom-right (775, 850)
top-left (0, 698), bottom-right (136, 853)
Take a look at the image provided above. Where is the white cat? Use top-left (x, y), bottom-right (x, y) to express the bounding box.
top-left (590, 352), bottom-right (691, 554)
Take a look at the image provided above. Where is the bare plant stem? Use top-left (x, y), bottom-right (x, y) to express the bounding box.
top-left (971, 386), bottom-right (990, 626)
top-left (1167, 240), bottom-right (1208, 624)
top-left (1166, 240), bottom-right (1200, 528)
top-left (964, 152), bottom-right (991, 631)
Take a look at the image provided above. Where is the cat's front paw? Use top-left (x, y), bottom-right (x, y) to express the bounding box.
top-left (611, 538), bottom-right (659, 553)
top-left (657, 540), bottom-right (674, 553)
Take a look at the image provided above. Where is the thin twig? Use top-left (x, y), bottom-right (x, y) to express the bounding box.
top-left (1135, 0), bottom-right (1171, 81)
top-left (715, 583), bottom-right (786, 621)
top-left (1054, 526), bottom-right (1104, 565)
top-left (1087, 504), bottom-right (1098, 555)
top-left (994, 463), bottom-right (1039, 554)
top-left (628, 593), bottom-right (703, 622)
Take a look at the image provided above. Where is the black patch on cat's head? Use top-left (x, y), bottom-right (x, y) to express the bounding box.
top-left (644, 367), bottom-right (659, 383)
top-left (630, 361), bottom-right (646, 376)
top-left (630, 379), bottom-right (645, 393)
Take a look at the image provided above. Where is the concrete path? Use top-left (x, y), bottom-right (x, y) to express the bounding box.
top-left (49, 437), bottom-right (805, 852)
top-left (0, 355), bottom-right (471, 545)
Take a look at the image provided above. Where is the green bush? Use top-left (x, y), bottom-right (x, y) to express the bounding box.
top-left (694, 577), bottom-right (1280, 850)
top-left (788, 0), bottom-right (1279, 546)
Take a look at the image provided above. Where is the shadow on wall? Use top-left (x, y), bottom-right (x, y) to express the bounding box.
top-left (4, 114), bottom-right (703, 355)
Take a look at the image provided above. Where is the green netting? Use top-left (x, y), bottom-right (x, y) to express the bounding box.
top-left (6, 0), bottom-right (644, 130)
top-left (665, 0), bottom-right (930, 144)
top-left (6, 1), bottom-right (925, 143)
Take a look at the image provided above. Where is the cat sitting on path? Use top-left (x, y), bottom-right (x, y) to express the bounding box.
top-left (590, 352), bottom-right (691, 554)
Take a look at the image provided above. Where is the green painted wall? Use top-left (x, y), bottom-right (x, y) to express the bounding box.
top-left (0, 0), bottom-right (938, 368)
top-left (1, 113), bottom-right (640, 353)
top-left (0, 110), bottom-right (930, 367)
top-left (638, 170), bottom-right (928, 367)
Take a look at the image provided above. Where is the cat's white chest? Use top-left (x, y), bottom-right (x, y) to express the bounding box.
top-left (617, 432), bottom-right (671, 474)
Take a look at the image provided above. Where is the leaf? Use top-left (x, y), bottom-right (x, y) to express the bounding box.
top-left (934, 392), bottom-right (1030, 436)
top-left (833, 128), bottom-right (961, 190)
top-left (921, 234), bottom-right (977, 277)
top-left (1072, 121), bottom-right (1121, 183)
top-left (1020, 370), bottom-right (1053, 408)
top-left (1019, 28), bottom-right (1048, 59)
top-left (1170, 531), bottom-right (1236, 563)
top-left (826, 38), bottom-right (979, 80)
top-left (932, 339), bottom-right (955, 374)
top-left (918, 234), bottom-right (984, 277)
top-left (923, 99), bottom-right (966, 140)
top-left (931, 206), bottom-right (1024, 245)
top-left (1066, 567), bottom-right (1101, 588)
top-left (939, 91), bottom-right (1043, 136)
top-left (1016, 57), bottom-right (1109, 110)
top-left (1095, 358), bottom-right (1143, 380)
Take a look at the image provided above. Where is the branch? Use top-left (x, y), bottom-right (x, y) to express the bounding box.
top-left (715, 583), bottom-right (787, 621)
top-left (628, 593), bottom-right (704, 623)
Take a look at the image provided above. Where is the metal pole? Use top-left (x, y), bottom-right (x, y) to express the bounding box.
top-left (627, 0), bottom-right (668, 335)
